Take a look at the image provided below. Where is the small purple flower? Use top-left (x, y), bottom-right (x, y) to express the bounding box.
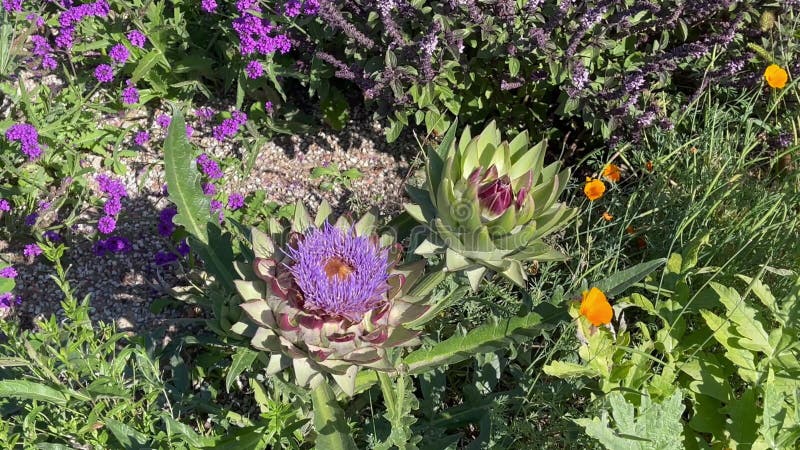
top-left (127, 30), bottom-right (146, 48)
top-left (186, 125), bottom-right (194, 137)
top-left (212, 111), bottom-right (247, 142)
top-left (1, 0), bottom-right (22, 12)
top-left (94, 64), bottom-right (114, 83)
top-left (134, 131), bottom-right (150, 146)
top-left (27, 13), bottom-right (45, 26)
top-left (0, 267), bottom-right (17, 278)
top-left (245, 60), bottom-right (263, 79)
top-left (24, 243), bottom-right (43, 258)
top-left (96, 174), bottom-right (127, 199)
top-left (43, 230), bottom-right (62, 241)
top-left (202, 182), bottom-right (216, 195)
top-left (264, 101), bottom-right (274, 114)
top-left (109, 43), bottom-right (129, 64)
top-left (0, 199), bottom-right (10, 212)
top-left (177, 239), bottom-right (190, 256)
top-left (5, 123), bottom-right (42, 160)
top-left (94, 236), bottom-right (131, 256)
top-left (210, 199), bottom-right (223, 213)
top-left (201, 0), bottom-right (217, 13)
top-left (103, 197), bottom-right (122, 216)
top-left (25, 213), bottom-right (38, 227)
top-left (156, 114), bottom-right (171, 128)
top-left (42, 55), bottom-right (58, 70)
top-left (154, 251), bottom-right (178, 266)
top-left (121, 81), bottom-right (139, 105)
top-left (158, 207), bottom-right (177, 237)
top-left (196, 154), bottom-right (223, 179)
top-left (0, 293), bottom-right (20, 309)
top-left (227, 193), bottom-right (245, 210)
top-left (98, 215), bottom-right (116, 234)
top-left (195, 107), bottom-right (215, 121)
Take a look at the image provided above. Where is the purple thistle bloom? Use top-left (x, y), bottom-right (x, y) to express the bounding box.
top-left (0, 267), bottom-right (17, 278)
top-left (98, 215), bottom-right (116, 234)
top-left (287, 222), bottom-right (391, 321)
top-left (94, 64), bottom-right (114, 83)
top-left (201, 0), bottom-right (217, 13)
top-left (156, 114), bottom-right (171, 128)
top-left (121, 81), bottom-right (139, 105)
top-left (109, 43), bottom-right (129, 63)
top-left (127, 30), bottom-right (146, 48)
top-left (0, 199), bottom-right (10, 212)
top-left (227, 193), bottom-right (245, 210)
top-left (245, 60), bottom-right (264, 79)
top-left (24, 243), bottom-right (43, 258)
top-left (134, 131), bottom-right (150, 146)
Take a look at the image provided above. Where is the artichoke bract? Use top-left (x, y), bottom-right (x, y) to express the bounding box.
top-left (405, 121), bottom-right (576, 291)
top-left (233, 202), bottom-right (441, 396)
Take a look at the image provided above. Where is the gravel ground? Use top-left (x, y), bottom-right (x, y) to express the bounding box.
top-left (2, 100), bottom-right (417, 331)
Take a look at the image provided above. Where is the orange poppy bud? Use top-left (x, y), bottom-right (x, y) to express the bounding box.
top-left (626, 225), bottom-right (635, 235)
top-left (602, 163), bottom-right (621, 182)
top-left (645, 161), bottom-right (654, 172)
top-left (580, 287), bottom-right (613, 326)
top-left (764, 64), bottom-right (788, 89)
top-left (636, 236), bottom-right (647, 249)
top-left (602, 212), bottom-right (613, 221)
top-left (584, 178), bottom-right (606, 201)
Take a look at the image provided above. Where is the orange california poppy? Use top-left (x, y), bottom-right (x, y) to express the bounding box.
top-left (645, 161), bottom-right (654, 172)
top-left (625, 225), bottom-right (635, 235)
top-left (580, 287), bottom-right (613, 326)
top-left (602, 163), bottom-right (621, 182)
top-left (602, 212), bottom-right (613, 221)
top-left (584, 178), bottom-right (606, 201)
top-left (764, 64), bottom-right (788, 89)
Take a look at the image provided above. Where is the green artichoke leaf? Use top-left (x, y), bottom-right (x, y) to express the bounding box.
top-left (414, 238), bottom-right (446, 257)
top-left (492, 224), bottom-right (537, 252)
top-left (485, 203), bottom-right (518, 236)
top-left (293, 358), bottom-right (320, 387)
top-left (330, 366), bottom-right (359, 398)
top-left (407, 285), bottom-right (470, 328)
top-left (511, 241), bottom-right (569, 262)
top-left (508, 130), bottom-right (530, 164)
top-left (516, 191), bottom-right (538, 224)
top-left (530, 204), bottom-right (577, 241)
top-left (266, 353), bottom-right (291, 376)
top-left (406, 185), bottom-right (437, 219)
top-left (433, 218), bottom-right (466, 252)
top-left (436, 179), bottom-right (459, 225)
top-left (292, 202), bottom-right (312, 233)
top-left (446, 248), bottom-right (474, 271)
top-left (310, 381), bottom-right (359, 450)
top-left (354, 210), bottom-right (377, 236)
top-left (314, 200), bottom-right (333, 227)
top-left (465, 266), bottom-right (488, 292)
top-left (407, 269), bottom-right (447, 298)
top-left (476, 121), bottom-right (500, 168)
top-left (427, 119), bottom-right (458, 195)
top-left (529, 169), bottom-right (559, 212)
top-left (235, 280), bottom-right (264, 303)
top-left (457, 124), bottom-right (473, 154)
top-left (501, 261), bottom-right (527, 287)
top-left (250, 227), bottom-right (275, 260)
top-left (460, 137), bottom-right (482, 178)
top-left (404, 203), bottom-right (428, 224)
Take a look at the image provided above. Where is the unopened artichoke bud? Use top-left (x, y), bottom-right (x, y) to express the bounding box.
top-left (405, 121), bottom-right (577, 291)
top-left (232, 202), bottom-right (442, 396)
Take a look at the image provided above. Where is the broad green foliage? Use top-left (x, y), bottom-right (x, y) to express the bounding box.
top-left (546, 239), bottom-right (800, 449)
top-left (407, 121), bottom-right (576, 290)
top-left (577, 390), bottom-right (685, 450)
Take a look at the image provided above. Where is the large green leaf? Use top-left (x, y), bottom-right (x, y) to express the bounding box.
top-left (0, 380), bottom-right (68, 406)
top-left (163, 107), bottom-right (211, 243)
top-left (311, 381), bottom-right (358, 450)
top-left (404, 302), bottom-right (564, 374)
top-left (105, 418), bottom-right (152, 450)
top-left (594, 259), bottom-right (667, 297)
top-left (225, 347), bottom-right (258, 392)
top-left (577, 390), bottom-right (685, 450)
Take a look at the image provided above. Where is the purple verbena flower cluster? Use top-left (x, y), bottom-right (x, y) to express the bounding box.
top-left (0, 199), bottom-right (10, 212)
top-left (201, 0), bottom-right (217, 13)
top-left (227, 193), bottom-right (245, 210)
top-left (109, 43), bottom-right (129, 64)
top-left (56, 0), bottom-right (110, 49)
top-left (212, 111), bottom-right (247, 142)
top-left (24, 243), bottom-right (42, 258)
top-left (121, 80), bottom-right (139, 105)
top-left (1, 0), bottom-right (22, 12)
top-left (245, 60), bottom-right (264, 79)
top-left (158, 207), bottom-right (177, 237)
top-left (31, 35), bottom-right (57, 70)
top-left (5, 123), bottom-right (42, 160)
top-left (196, 153), bottom-right (223, 179)
top-left (156, 114), bottom-right (171, 128)
top-left (96, 174), bottom-right (127, 234)
top-left (0, 293), bottom-right (21, 309)
top-left (232, 10), bottom-right (292, 57)
top-left (94, 236), bottom-right (130, 256)
top-left (134, 131), bottom-right (150, 146)
top-left (0, 267), bottom-right (17, 278)
top-left (127, 30), bottom-right (146, 48)
top-left (94, 64), bottom-right (114, 83)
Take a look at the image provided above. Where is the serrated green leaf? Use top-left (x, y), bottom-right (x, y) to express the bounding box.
top-left (0, 380), bottom-right (68, 406)
top-left (594, 259), bottom-right (666, 297)
top-left (311, 381), bottom-right (358, 450)
top-left (226, 347), bottom-right (258, 392)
